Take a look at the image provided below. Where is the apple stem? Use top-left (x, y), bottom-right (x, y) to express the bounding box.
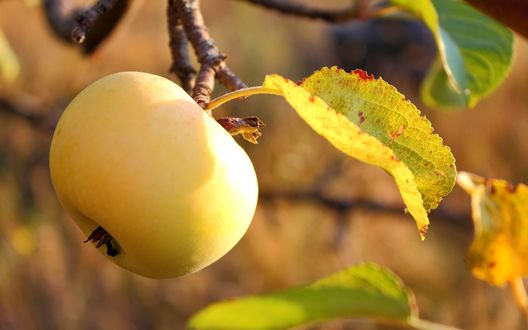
top-left (206, 86), bottom-right (283, 111)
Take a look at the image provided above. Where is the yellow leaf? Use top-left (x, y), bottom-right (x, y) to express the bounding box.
top-left (457, 172), bottom-right (528, 286)
top-left (0, 29), bottom-right (20, 83)
top-left (262, 67), bottom-right (456, 239)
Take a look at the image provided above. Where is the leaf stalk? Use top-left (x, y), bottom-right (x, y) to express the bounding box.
top-left (206, 86), bottom-right (282, 111)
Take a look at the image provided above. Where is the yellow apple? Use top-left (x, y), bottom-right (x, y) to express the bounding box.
top-left (49, 72), bottom-right (258, 278)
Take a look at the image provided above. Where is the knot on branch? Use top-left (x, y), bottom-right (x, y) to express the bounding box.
top-left (206, 53), bottom-right (228, 68)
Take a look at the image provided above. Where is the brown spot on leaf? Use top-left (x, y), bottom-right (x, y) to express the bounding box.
top-left (390, 126), bottom-right (405, 139)
top-left (419, 225), bottom-right (429, 237)
top-left (352, 69), bottom-right (374, 81)
top-left (488, 261), bottom-right (496, 268)
top-left (358, 112), bottom-right (365, 124)
top-left (506, 183), bottom-right (517, 193)
top-left (390, 155), bottom-right (400, 163)
top-left (296, 78), bottom-right (305, 85)
top-left (485, 179), bottom-right (496, 194)
top-left (309, 96), bottom-right (315, 103)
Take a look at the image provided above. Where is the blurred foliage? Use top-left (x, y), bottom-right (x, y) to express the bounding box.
top-left (0, 29), bottom-right (20, 83)
top-left (390, 0), bottom-right (513, 109)
top-left (0, 0), bottom-right (528, 329)
top-left (458, 172), bottom-right (528, 287)
top-left (189, 263), bottom-right (420, 330)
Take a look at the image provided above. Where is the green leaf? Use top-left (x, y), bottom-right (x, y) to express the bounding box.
top-left (391, 0), bottom-right (513, 108)
top-left (0, 29), bottom-right (20, 83)
top-left (189, 264), bottom-right (413, 330)
top-left (189, 263), bottom-right (459, 330)
top-left (457, 172), bottom-right (528, 286)
top-left (262, 67), bottom-right (456, 239)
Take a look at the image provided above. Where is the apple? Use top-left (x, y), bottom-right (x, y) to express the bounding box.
top-left (49, 72), bottom-right (258, 278)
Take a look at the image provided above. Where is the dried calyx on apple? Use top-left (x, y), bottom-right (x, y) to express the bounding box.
top-left (49, 72), bottom-right (258, 279)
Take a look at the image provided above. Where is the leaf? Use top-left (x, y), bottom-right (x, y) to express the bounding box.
top-left (0, 29), bottom-right (20, 83)
top-left (189, 264), bottom-right (459, 330)
top-left (189, 263), bottom-right (449, 330)
top-left (262, 67), bottom-right (456, 239)
top-left (391, 0), bottom-right (513, 108)
top-left (457, 172), bottom-right (528, 286)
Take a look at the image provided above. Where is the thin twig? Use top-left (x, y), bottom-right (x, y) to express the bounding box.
top-left (176, 0), bottom-right (246, 107)
top-left (42, 0), bottom-right (129, 54)
top-left (167, 0), bottom-right (196, 92)
top-left (43, 0), bottom-right (78, 42)
top-left (71, 0), bottom-right (119, 43)
top-left (235, 0), bottom-right (367, 23)
top-left (216, 66), bottom-right (247, 91)
top-left (259, 189), bottom-right (472, 232)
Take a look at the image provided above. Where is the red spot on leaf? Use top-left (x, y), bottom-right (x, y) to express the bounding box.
top-left (488, 261), bottom-right (496, 269)
top-left (390, 126), bottom-right (405, 139)
top-left (390, 155), bottom-right (400, 163)
top-left (309, 96), bottom-right (315, 103)
top-left (358, 112), bottom-right (365, 124)
top-left (352, 69), bottom-right (374, 81)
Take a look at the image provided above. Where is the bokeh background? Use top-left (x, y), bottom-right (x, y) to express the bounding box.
top-left (1, 0), bottom-right (528, 329)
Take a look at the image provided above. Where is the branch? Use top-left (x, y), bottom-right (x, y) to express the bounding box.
top-left (43, 0), bottom-right (78, 42)
top-left (259, 189), bottom-right (472, 232)
top-left (176, 0), bottom-right (246, 108)
top-left (235, 0), bottom-right (367, 23)
top-left (0, 97), bottom-right (56, 131)
top-left (43, 0), bottom-right (130, 54)
top-left (167, 0), bottom-right (196, 92)
top-left (465, 0), bottom-right (528, 39)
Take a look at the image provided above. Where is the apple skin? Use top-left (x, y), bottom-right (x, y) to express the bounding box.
top-left (49, 72), bottom-right (258, 278)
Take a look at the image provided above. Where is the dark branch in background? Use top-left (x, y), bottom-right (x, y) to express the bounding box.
top-left (260, 189), bottom-right (473, 233)
top-left (236, 0), bottom-right (367, 23)
top-left (175, 0), bottom-right (246, 108)
top-left (43, 0), bottom-right (78, 42)
top-left (464, 0), bottom-right (528, 39)
top-left (43, 0), bottom-right (130, 54)
top-left (167, 0), bottom-right (196, 92)
top-left (0, 98), bottom-right (56, 131)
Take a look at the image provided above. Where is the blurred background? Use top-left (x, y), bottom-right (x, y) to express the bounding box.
top-left (1, 0), bottom-right (528, 329)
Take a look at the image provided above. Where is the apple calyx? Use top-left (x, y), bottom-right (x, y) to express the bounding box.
top-left (84, 226), bottom-right (119, 257)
